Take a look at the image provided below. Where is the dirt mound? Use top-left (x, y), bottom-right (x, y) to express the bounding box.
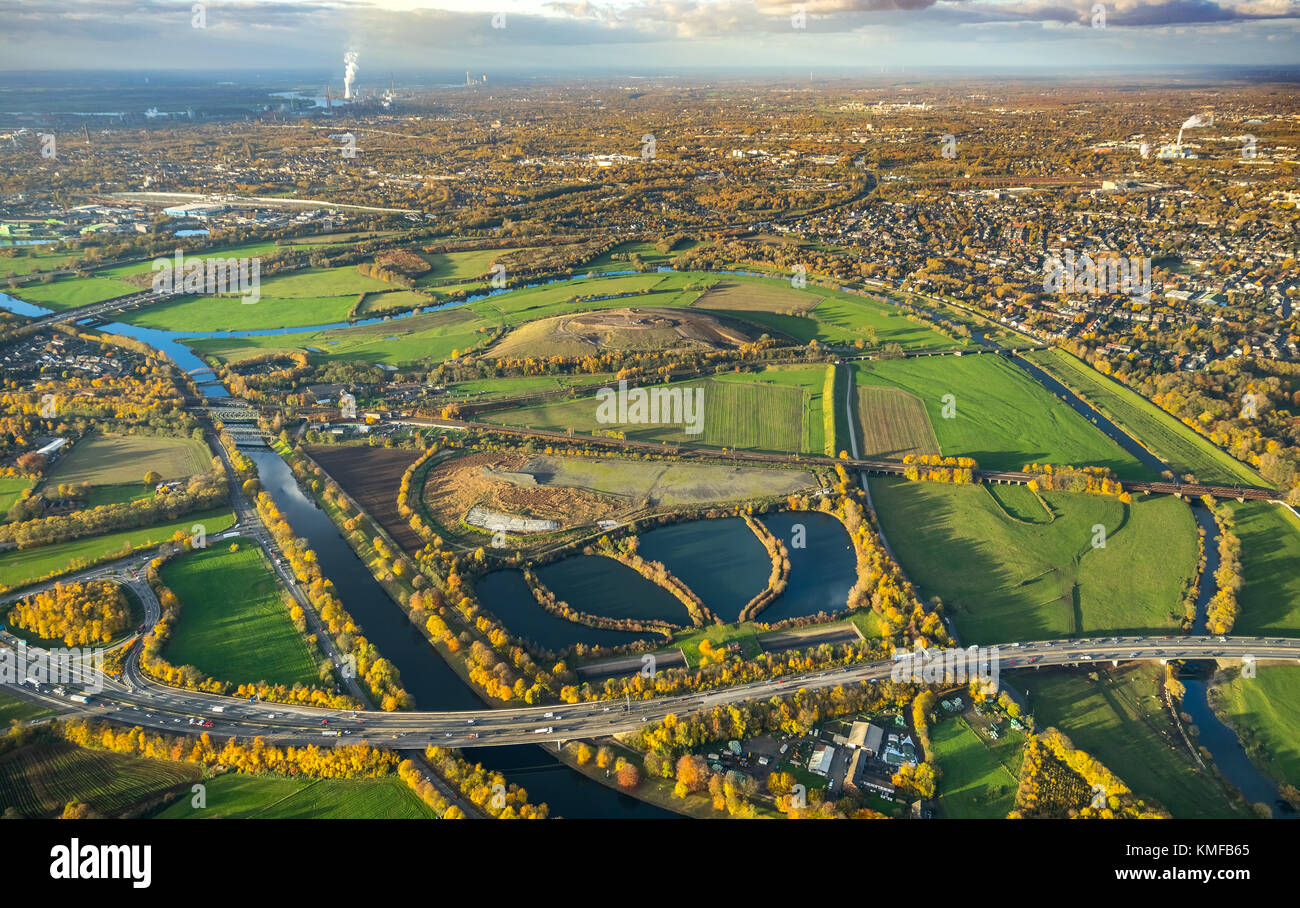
top-left (489, 307), bottom-right (758, 359)
top-left (424, 452), bottom-right (627, 534)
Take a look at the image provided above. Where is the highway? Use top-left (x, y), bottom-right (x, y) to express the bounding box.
top-left (5, 632), bottom-right (1298, 749)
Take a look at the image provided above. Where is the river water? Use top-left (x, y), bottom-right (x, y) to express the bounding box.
top-left (1179, 676), bottom-right (1292, 818)
top-left (248, 449), bottom-right (674, 817)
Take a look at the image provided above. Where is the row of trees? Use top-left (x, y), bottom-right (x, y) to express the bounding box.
top-left (422, 746), bottom-right (549, 819)
top-left (1023, 463), bottom-right (1128, 498)
top-left (61, 718), bottom-right (399, 778)
top-left (1206, 503), bottom-right (1244, 635)
top-left (736, 513), bottom-right (790, 623)
top-left (252, 491), bottom-right (411, 710)
top-left (0, 469), bottom-right (227, 550)
top-left (901, 453), bottom-right (978, 484)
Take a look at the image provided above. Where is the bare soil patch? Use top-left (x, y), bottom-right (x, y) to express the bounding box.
top-left (305, 445), bottom-right (423, 553)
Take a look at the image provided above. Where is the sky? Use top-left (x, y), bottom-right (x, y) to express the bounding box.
top-left (0, 0), bottom-right (1297, 72)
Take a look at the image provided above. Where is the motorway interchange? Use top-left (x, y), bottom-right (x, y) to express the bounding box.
top-left (4, 630), bottom-right (1299, 750)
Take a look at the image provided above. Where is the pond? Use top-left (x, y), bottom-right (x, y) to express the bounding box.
top-left (635, 517), bottom-right (769, 623)
top-left (758, 511), bottom-right (857, 622)
top-left (474, 569), bottom-right (659, 652)
top-left (536, 555), bottom-right (692, 626)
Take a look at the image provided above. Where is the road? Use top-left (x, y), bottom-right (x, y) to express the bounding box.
top-left (5, 631), bottom-right (1297, 749)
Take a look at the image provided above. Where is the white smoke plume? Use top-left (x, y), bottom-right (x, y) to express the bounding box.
top-left (1177, 112), bottom-right (1213, 146)
top-left (344, 50), bottom-right (359, 100)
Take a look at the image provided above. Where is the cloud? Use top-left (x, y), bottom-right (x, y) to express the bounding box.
top-left (0, 0), bottom-right (1296, 68)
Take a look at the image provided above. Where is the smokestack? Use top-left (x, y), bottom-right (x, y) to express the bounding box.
top-left (1177, 113), bottom-right (1212, 149)
top-left (344, 51), bottom-right (359, 100)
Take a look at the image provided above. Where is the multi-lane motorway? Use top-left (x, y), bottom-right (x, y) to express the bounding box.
top-left (5, 633), bottom-right (1298, 749)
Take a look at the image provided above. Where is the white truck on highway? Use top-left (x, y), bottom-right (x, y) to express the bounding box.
top-left (534, 727), bottom-right (553, 734)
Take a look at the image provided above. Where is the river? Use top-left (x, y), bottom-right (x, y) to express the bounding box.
top-left (1178, 675), bottom-right (1293, 818)
top-left (248, 449), bottom-right (675, 818)
top-left (1009, 353), bottom-right (1167, 478)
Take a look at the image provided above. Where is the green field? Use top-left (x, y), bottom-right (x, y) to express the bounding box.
top-left (418, 247), bottom-right (522, 286)
top-left (583, 240), bottom-right (697, 274)
top-left (153, 772), bottom-right (438, 819)
top-left (869, 478), bottom-right (1197, 641)
top-left (932, 715), bottom-right (1026, 818)
top-left (43, 434), bottom-right (212, 487)
top-left (1019, 665), bottom-right (1246, 818)
top-left (855, 385), bottom-right (940, 460)
top-left (12, 276), bottom-right (138, 309)
top-left (1227, 502), bottom-right (1300, 635)
top-left (159, 540), bottom-right (320, 688)
top-left (0, 692), bottom-right (57, 725)
top-left (488, 368), bottom-right (820, 453)
top-left (187, 271), bottom-right (958, 368)
top-left (0, 247), bottom-right (79, 279)
top-left (445, 373), bottom-right (614, 400)
top-left (1026, 349), bottom-right (1262, 486)
top-left (92, 239), bottom-right (345, 280)
top-left (1211, 666), bottom-right (1300, 788)
top-left (357, 289), bottom-right (431, 315)
top-left (189, 305), bottom-right (485, 365)
top-left (116, 266), bottom-right (392, 332)
top-left (81, 483), bottom-right (157, 508)
top-left (0, 476), bottom-right (33, 518)
top-left (854, 355), bottom-right (1149, 476)
top-left (0, 507), bottom-right (236, 592)
top-left (0, 740), bottom-right (201, 818)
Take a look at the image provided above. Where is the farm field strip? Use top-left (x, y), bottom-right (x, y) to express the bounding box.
top-left (854, 385), bottom-right (940, 460)
top-left (1025, 349), bottom-right (1261, 486)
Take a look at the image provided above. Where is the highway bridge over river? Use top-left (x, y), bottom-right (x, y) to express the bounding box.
top-left (4, 632), bottom-right (1297, 749)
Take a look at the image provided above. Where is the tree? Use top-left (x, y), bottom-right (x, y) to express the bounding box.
top-left (143, 470), bottom-right (162, 487)
top-left (615, 762), bottom-right (641, 791)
